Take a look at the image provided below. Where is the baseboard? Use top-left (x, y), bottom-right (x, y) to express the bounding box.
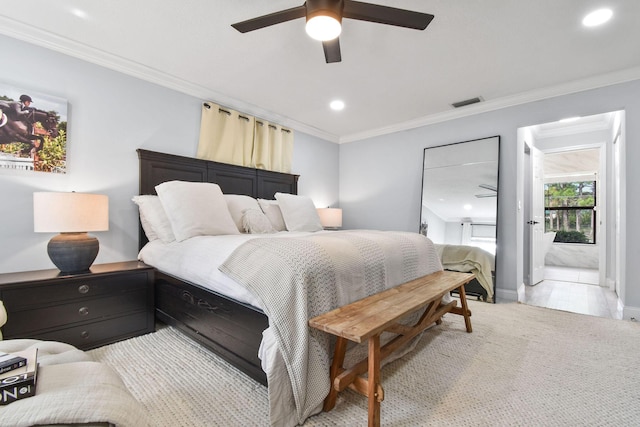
top-left (497, 286), bottom-right (519, 302)
top-left (622, 304), bottom-right (640, 322)
top-left (517, 282), bottom-right (526, 302)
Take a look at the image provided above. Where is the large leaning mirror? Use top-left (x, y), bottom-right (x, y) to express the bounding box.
top-left (420, 136), bottom-right (500, 303)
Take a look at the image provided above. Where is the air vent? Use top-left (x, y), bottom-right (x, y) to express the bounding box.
top-left (451, 96), bottom-right (483, 108)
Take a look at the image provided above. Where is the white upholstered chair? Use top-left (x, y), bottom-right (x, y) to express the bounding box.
top-left (0, 300), bottom-right (6, 340)
top-left (0, 300), bottom-right (148, 426)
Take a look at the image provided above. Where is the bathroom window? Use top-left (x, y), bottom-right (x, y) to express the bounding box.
top-left (544, 181), bottom-right (596, 244)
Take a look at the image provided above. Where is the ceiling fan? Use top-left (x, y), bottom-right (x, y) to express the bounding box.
top-left (231, 0), bottom-right (435, 63)
top-left (475, 184), bottom-right (498, 198)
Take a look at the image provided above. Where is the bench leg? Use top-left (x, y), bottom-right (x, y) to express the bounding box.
top-left (368, 334), bottom-right (382, 427)
top-left (457, 285), bottom-right (473, 333)
top-left (324, 336), bottom-right (347, 412)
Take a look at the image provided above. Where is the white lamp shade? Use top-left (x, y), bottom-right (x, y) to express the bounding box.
top-left (34, 192), bottom-right (109, 233)
top-left (317, 208), bottom-right (342, 229)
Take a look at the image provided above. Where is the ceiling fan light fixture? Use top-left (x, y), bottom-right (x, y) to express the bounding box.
top-left (306, 13), bottom-right (342, 41)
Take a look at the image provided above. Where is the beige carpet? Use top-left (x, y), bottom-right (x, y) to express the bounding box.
top-left (89, 301), bottom-right (640, 426)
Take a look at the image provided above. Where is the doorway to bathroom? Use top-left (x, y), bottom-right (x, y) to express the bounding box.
top-left (520, 111), bottom-right (623, 319)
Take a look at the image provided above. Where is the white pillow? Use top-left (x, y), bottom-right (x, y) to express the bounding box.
top-left (131, 195), bottom-right (176, 243)
top-left (257, 199), bottom-right (287, 231)
top-left (274, 192), bottom-right (323, 232)
top-left (224, 194), bottom-right (261, 233)
top-left (242, 208), bottom-right (276, 234)
top-left (155, 181), bottom-right (239, 242)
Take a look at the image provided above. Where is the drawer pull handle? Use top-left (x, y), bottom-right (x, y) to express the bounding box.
top-left (78, 284), bottom-right (90, 294)
top-left (81, 331), bottom-right (90, 339)
top-left (79, 306), bottom-right (89, 316)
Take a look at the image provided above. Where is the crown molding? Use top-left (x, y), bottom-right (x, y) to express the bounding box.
top-left (339, 67), bottom-right (640, 144)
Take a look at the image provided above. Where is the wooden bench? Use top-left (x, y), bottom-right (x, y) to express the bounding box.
top-left (308, 270), bottom-right (475, 427)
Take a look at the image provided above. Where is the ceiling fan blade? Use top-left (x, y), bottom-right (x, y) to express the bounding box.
top-left (323, 38), bottom-right (342, 63)
top-left (342, 0), bottom-right (434, 30)
top-left (478, 184), bottom-right (497, 192)
top-left (231, 5), bottom-right (307, 33)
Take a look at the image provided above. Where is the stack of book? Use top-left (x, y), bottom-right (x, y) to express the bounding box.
top-left (0, 348), bottom-right (38, 405)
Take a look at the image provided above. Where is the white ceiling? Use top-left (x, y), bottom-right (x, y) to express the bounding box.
top-left (545, 148), bottom-right (600, 181)
top-left (1, 1), bottom-right (639, 143)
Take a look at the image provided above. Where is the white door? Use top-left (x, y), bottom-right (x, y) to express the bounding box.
top-left (529, 146), bottom-right (545, 285)
top-left (614, 133), bottom-right (621, 295)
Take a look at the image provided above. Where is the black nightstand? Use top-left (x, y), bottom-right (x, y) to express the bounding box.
top-left (0, 261), bottom-right (155, 350)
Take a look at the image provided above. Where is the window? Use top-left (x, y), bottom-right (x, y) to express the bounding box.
top-left (544, 181), bottom-right (596, 244)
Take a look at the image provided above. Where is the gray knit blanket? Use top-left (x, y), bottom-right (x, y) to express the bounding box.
top-left (219, 230), bottom-right (443, 425)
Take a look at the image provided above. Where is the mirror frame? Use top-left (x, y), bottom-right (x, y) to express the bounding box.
top-left (420, 135), bottom-right (500, 303)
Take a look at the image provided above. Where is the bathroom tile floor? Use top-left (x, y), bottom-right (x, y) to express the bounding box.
top-left (523, 266), bottom-right (622, 320)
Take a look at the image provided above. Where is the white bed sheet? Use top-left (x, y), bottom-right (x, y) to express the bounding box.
top-left (138, 231), bottom-right (322, 310)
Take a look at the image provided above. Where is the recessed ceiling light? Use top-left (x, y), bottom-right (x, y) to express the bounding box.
top-left (582, 8), bottom-right (613, 27)
top-left (330, 100), bottom-right (345, 111)
top-left (71, 8), bottom-right (89, 19)
top-left (463, 204), bottom-right (472, 211)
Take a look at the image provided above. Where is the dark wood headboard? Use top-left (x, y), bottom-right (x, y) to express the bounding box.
top-left (137, 149), bottom-right (299, 249)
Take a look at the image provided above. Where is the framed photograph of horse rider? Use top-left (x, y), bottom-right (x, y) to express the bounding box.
top-left (0, 82), bottom-right (67, 173)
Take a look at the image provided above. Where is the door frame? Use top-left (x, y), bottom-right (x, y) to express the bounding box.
top-left (529, 144), bottom-right (545, 285)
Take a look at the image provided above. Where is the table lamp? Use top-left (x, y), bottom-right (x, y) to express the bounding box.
top-left (317, 207), bottom-right (342, 230)
top-left (33, 192), bottom-right (109, 274)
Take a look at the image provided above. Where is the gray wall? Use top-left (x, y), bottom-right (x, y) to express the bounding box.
top-left (339, 80), bottom-right (640, 318)
top-left (0, 34), bottom-right (338, 274)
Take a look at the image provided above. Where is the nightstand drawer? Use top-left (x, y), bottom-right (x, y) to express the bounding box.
top-left (2, 271), bottom-right (149, 309)
top-left (32, 311), bottom-right (151, 350)
top-left (4, 289), bottom-right (148, 336)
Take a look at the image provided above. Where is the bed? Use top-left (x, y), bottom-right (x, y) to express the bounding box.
top-left (434, 243), bottom-right (495, 302)
top-left (136, 149), bottom-right (446, 426)
top-left (137, 149), bottom-right (298, 385)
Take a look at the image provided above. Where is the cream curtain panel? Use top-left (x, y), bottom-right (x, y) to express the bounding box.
top-left (253, 120), bottom-right (293, 173)
top-left (197, 102), bottom-right (293, 173)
